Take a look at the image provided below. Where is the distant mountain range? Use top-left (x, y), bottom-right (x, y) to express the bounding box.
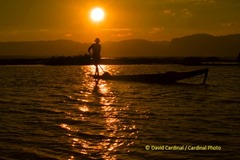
top-left (0, 33), bottom-right (240, 58)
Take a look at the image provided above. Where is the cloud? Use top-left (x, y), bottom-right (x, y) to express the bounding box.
top-left (163, 8), bottom-right (192, 18)
top-left (64, 34), bottom-right (72, 37)
top-left (181, 8), bottom-right (193, 16)
top-left (102, 28), bottom-right (133, 38)
top-left (111, 32), bottom-right (133, 38)
top-left (163, 9), bottom-right (176, 16)
top-left (191, 0), bottom-right (216, 5)
top-left (170, 0), bottom-right (216, 4)
top-left (149, 27), bottom-right (165, 34)
top-left (101, 28), bottom-right (132, 32)
top-left (222, 21), bottom-right (240, 27)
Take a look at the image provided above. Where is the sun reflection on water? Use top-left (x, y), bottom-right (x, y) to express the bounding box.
top-left (84, 64), bottom-right (108, 76)
top-left (60, 65), bottom-right (137, 159)
top-left (78, 105), bottom-right (89, 112)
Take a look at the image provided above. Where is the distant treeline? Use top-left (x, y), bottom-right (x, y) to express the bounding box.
top-left (46, 54), bottom-right (91, 65)
top-left (101, 57), bottom-right (237, 65)
top-left (0, 58), bottom-right (46, 65)
top-left (0, 55), bottom-right (239, 66)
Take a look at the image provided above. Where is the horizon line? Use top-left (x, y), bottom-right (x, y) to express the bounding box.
top-left (1, 33), bottom-right (240, 43)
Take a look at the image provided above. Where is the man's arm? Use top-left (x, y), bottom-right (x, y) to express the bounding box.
top-left (88, 44), bottom-right (93, 53)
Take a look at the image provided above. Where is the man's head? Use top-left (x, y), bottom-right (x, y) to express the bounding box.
top-left (94, 38), bottom-right (100, 43)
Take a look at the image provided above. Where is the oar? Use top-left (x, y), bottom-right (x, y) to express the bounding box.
top-left (98, 65), bottom-right (105, 72)
top-left (98, 65), bottom-right (111, 76)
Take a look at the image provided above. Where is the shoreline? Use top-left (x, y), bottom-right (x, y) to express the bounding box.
top-left (0, 56), bottom-right (239, 66)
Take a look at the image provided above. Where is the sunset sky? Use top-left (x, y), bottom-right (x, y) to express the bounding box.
top-left (0, 0), bottom-right (239, 42)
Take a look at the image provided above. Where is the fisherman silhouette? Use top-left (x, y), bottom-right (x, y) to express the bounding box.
top-left (88, 38), bottom-right (101, 76)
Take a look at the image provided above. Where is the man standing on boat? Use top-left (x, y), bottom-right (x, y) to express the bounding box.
top-left (88, 38), bottom-right (101, 76)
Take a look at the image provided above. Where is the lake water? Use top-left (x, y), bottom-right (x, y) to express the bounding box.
top-left (0, 65), bottom-right (239, 159)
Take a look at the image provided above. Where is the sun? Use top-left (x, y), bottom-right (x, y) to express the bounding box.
top-left (90, 7), bottom-right (105, 22)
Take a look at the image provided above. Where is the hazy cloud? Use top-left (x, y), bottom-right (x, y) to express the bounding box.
top-left (170, 0), bottom-right (216, 4)
top-left (101, 28), bottom-right (132, 31)
top-left (64, 34), bottom-right (72, 37)
top-left (112, 32), bottom-right (133, 38)
top-left (163, 9), bottom-right (176, 16)
top-left (222, 21), bottom-right (240, 27)
top-left (181, 8), bottom-right (193, 16)
top-left (149, 27), bottom-right (165, 34)
top-left (101, 28), bottom-right (133, 38)
top-left (163, 8), bottom-right (192, 18)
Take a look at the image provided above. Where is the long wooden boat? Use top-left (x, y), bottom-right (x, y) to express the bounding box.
top-left (91, 68), bottom-right (209, 84)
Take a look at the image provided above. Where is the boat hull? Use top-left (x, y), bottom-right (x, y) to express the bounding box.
top-left (91, 68), bottom-right (209, 84)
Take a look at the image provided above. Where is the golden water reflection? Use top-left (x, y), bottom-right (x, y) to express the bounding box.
top-left (60, 65), bottom-right (137, 159)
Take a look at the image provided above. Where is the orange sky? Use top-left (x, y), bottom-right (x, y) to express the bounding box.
top-left (0, 0), bottom-right (240, 42)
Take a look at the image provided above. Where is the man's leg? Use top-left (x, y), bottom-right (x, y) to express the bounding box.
top-left (95, 64), bottom-right (99, 76)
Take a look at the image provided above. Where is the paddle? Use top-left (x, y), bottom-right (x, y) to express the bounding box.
top-left (98, 65), bottom-right (105, 72)
top-left (88, 51), bottom-right (110, 76)
top-left (98, 65), bottom-right (111, 76)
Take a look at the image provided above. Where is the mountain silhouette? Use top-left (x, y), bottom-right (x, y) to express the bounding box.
top-left (169, 34), bottom-right (240, 57)
top-left (102, 39), bottom-right (169, 57)
top-left (0, 34), bottom-right (239, 58)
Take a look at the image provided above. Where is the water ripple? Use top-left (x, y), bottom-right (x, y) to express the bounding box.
top-left (0, 65), bottom-right (239, 159)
